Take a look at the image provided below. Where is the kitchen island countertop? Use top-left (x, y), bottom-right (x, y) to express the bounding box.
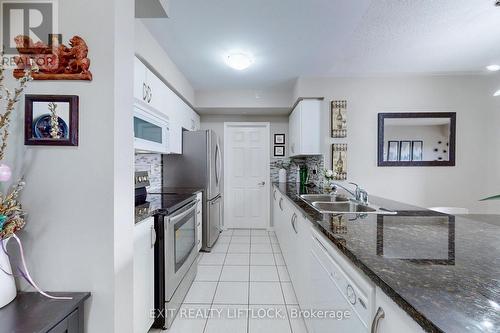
top-left (273, 182), bottom-right (500, 333)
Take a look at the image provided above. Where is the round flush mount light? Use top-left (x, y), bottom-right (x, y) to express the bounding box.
top-left (494, 89), bottom-right (500, 97)
top-left (486, 64), bottom-right (500, 72)
top-left (225, 52), bottom-right (254, 70)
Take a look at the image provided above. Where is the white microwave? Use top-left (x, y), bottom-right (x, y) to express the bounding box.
top-left (134, 105), bottom-right (169, 153)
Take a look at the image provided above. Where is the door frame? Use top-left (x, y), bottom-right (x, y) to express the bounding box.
top-left (223, 122), bottom-right (271, 230)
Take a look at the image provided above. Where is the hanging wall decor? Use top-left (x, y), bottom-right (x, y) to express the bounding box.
top-left (274, 146), bottom-right (285, 157)
top-left (331, 143), bottom-right (347, 180)
top-left (25, 95), bottom-right (79, 146)
top-left (331, 100), bottom-right (347, 138)
top-left (13, 35), bottom-right (93, 81)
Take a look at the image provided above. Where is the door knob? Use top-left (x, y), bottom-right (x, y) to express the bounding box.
top-left (258, 181), bottom-right (265, 186)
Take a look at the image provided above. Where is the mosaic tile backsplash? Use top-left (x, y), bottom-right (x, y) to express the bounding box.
top-left (270, 155), bottom-right (325, 187)
top-left (135, 154), bottom-right (162, 191)
top-left (136, 153), bottom-right (324, 192)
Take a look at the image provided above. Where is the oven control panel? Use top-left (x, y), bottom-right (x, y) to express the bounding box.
top-left (135, 171), bottom-right (150, 189)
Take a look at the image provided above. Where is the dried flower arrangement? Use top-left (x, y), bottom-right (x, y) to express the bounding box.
top-left (48, 102), bottom-right (61, 139)
top-left (0, 54), bottom-right (37, 240)
top-left (0, 55), bottom-right (71, 302)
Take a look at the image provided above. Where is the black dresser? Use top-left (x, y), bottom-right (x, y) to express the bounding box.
top-left (0, 292), bottom-right (90, 333)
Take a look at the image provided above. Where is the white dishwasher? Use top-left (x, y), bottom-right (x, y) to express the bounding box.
top-left (308, 228), bottom-right (375, 333)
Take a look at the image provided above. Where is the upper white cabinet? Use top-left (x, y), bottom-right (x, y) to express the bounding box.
top-left (289, 99), bottom-right (322, 157)
top-left (134, 56), bottom-right (200, 154)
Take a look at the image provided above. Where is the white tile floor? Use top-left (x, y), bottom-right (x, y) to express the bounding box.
top-left (149, 229), bottom-right (308, 333)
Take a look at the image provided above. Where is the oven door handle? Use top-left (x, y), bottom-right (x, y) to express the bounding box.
top-left (167, 200), bottom-right (199, 224)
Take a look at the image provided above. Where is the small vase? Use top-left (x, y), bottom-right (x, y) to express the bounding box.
top-left (0, 238), bottom-right (16, 308)
top-left (278, 168), bottom-right (287, 183)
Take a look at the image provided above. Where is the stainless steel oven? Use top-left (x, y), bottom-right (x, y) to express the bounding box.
top-left (164, 198), bottom-right (198, 301)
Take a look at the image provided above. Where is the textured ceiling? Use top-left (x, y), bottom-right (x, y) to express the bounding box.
top-left (142, 0), bottom-right (500, 91)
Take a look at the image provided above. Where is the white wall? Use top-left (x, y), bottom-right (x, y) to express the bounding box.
top-left (295, 75), bottom-right (495, 213)
top-left (5, 0), bottom-right (135, 332)
top-left (200, 114), bottom-right (289, 160)
top-left (135, 19), bottom-right (195, 105)
top-left (196, 89), bottom-right (292, 112)
top-left (484, 76), bottom-right (500, 213)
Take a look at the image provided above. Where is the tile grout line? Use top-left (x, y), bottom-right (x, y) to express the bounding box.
top-left (272, 236), bottom-right (295, 333)
top-left (201, 230), bottom-right (231, 333)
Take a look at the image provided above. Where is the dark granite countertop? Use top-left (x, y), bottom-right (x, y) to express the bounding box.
top-left (135, 187), bottom-right (203, 224)
top-left (273, 182), bottom-right (500, 333)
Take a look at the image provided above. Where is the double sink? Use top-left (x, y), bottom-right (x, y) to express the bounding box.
top-left (300, 194), bottom-right (397, 215)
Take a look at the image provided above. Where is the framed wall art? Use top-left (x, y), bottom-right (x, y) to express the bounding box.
top-left (331, 143), bottom-right (347, 180)
top-left (25, 95), bottom-right (79, 146)
top-left (387, 141), bottom-right (399, 161)
top-left (274, 146), bottom-right (285, 157)
top-left (412, 141), bottom-right (423, 161)
top-left (331, 100), bottom-right (347, 138)
top-left (274, 134), bottom-right (285, 144)
top-left (399, 141), bottom-right (412, 162)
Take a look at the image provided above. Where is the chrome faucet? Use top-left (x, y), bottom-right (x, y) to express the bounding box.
top-left (332, 182), bottom-right (369, 204)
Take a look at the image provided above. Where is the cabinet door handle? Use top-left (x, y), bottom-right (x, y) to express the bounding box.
top-left (291, 213), bottom-right (298, 234)
top-left (147, 86), bottom-right (152, 103)
top-left (143, 83), bottom-right (147, 101)
top-left (279, 198), bottom-right (284, 211)
top-left (151, 226), bottom-right (156, 248)
top-left (371, 307), bottom-right (385, 333)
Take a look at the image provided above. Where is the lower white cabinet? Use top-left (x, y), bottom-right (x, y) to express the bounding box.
top-left (373, 287), bottom-right (425, 333)
top-left (272, 185), bottom-right (425, 333)
top-left (196, 192), bottom-right (203, 251)
top-left (133, 217), bottom-right (156, 333)
top-left (272, 187), bottom-right (310, 309)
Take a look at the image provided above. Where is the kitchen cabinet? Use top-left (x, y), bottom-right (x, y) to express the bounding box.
top-left (272, 187), bottom-right (311, 308)
top-left (288, 99), bottom-right (322, 157)
top-left (133, 217), bottom-right (156, 333)
top-left (134, 56), bottom-right (201, 154)
top-left (272, 186), bottom-right (424, 333)
top-left (373, 287), bottom-right (425, 333)
top-left (196, 192), bottom-right (203, 251)
top-left (134, 57), bottom-right (164, 111)
top-left (0, 292), bottom-right (89, 333)
top-left (134, 57), bottom-right (148, 103)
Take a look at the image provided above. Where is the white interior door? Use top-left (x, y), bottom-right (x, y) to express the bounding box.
top-left (224, 123), bottom-right (270, 229)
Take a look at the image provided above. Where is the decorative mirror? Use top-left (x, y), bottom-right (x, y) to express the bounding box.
top-left (378, 112), bottom-right (456, 167)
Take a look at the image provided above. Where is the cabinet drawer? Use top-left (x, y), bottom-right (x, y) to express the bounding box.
top-left (48, 310), bottom-right (79, 333)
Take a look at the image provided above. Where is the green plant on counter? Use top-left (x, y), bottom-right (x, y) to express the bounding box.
top-left (480, 194), bottom-right (500, 201)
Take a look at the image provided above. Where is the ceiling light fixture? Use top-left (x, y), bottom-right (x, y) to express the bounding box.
top-left (494, 89), bottom-right (500, 97)
top-left (225, 52), bottom-right (254, 70)
top-left (487, 64), bottom-right (500, 71)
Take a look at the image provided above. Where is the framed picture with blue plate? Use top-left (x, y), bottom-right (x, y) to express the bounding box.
top-left (25, 95), bottom-right (79, 146)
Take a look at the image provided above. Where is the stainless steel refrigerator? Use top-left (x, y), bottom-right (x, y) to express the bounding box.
top-left (163, 130), bottom-right (222, 251)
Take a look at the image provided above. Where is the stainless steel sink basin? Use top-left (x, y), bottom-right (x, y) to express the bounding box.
top-left (312, 201), bottom-right (377, 213)
top-left (300, 194), bottom-right (397, 215)
top-left (300, 194), bottom-right (349, 203)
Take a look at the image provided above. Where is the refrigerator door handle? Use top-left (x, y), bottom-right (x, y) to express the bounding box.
top-left (215, 142), bottom-right (222, 187)
top-left (209, 195), bottom-right (222, 205)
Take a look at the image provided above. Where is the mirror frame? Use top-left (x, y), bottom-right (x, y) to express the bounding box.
top-left (377, 112), bottom-right (456, 167)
